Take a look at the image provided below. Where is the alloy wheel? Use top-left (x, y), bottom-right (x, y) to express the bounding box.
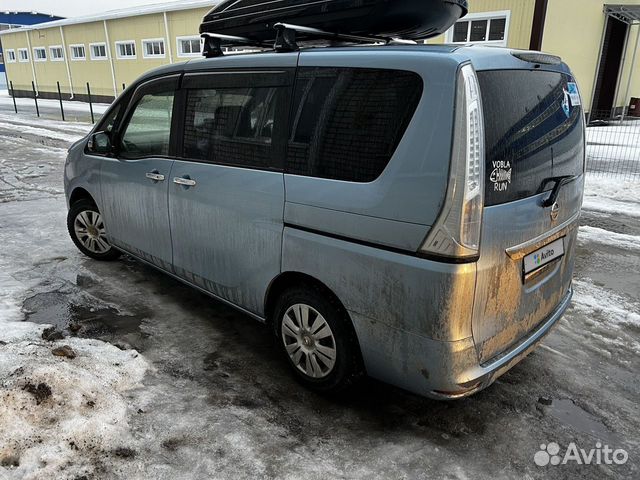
top-left (73, 210), bottom-right (110, 254)
top-left (281, 303), bottom-right (337, 379)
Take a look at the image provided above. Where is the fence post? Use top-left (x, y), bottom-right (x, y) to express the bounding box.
top-left (9, 81), bottom-right (17, 114)
top-left (57, 81), bottom-right (65, 122)
top-left (87, 82), bottom-right (95, 124)
top-left (31, 81), bottom-right (40, 117)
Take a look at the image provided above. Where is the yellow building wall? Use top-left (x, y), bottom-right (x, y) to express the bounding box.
top-left (1, 7), bottom-right (207, 101)
top-left (3, 1), bottom-right (638, 111)
top-left (167, 8), bottom-right (210, 52)
top-left (542, 0), bottom-right (640, 112)
top-left (428, 0), bottom-right (536, 49)
top-left (63, 21), bottom-right (118, 98)
top-left (2, 32), bottom-right (35, 93)
top-left (3, 26), bottom-right (72, 95)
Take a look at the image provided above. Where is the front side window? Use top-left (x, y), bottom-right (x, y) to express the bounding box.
top-left (143, 39), bottom-right (165, 58)
top-left (177, 37), bottom-right (202, 57)
top-left (70, 45), bottom-right (86, 60)
top-left (183, 86), bottom-right (280, 168)
top-left (116, 41), bottom-right (136, 59)
top-left (50, 46), bottom-right (64, 61)
top-left (120, 91), bottom-right (174, 158)
top-left (286, 67), bottom-right (423, 182)
top-left (18, 48), bottom-right (29, 62)
top-left (34, 47), bottom-right (47, 61)
top-left (91, 43), bottom-right (107, 60)
top-left (5, 49), bottom-right (16, 62)
top-left (97, 103), bottom-right (122, 135)
top-left (450, 13), bottom-right (508, 45)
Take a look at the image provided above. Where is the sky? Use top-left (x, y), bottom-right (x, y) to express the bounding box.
top-left (2, 0), bottom-right (175, 18)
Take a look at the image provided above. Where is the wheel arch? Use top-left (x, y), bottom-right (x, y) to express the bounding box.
top-left (265, 272), bottom-right (350, 327)
top-left (69, 187), bottom-right (97, 207)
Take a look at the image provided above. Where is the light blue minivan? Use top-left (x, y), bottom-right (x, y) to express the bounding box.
top-left (64, 44), bottom-right (584, 399)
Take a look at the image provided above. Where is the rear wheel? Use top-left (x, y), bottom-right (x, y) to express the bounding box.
top-left (67, 199), bottom-right (120, 261)
top-left (273, 286), bottom-right (362, 393)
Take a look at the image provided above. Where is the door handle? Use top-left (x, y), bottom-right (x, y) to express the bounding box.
top-left (145, 171), bottom-right (165, 182)
top-left (173, 176), bottom-right (196, 187)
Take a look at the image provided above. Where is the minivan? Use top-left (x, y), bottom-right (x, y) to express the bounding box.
top-left (64, 43), bottom-right (585, 399)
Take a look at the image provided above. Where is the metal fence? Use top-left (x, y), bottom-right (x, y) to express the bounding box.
top-left (586, 110), bottom-right (640, 180)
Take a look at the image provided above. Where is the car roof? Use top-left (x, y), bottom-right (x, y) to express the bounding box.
top-left (136, 43), bottom-right (571, 84)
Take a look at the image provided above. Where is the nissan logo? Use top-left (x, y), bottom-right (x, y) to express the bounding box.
top-left (550, 202), bottom-right (560, 221)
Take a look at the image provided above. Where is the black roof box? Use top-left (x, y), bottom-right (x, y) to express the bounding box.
top-left (199, 0), bottom-right (468, 42)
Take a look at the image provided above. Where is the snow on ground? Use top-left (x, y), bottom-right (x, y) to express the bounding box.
top-left (0, 114), bottom-right (91, 144)
top-left (578, 225), bottom-right (640, 251)
top-left (569, 278), bottom-right (640, 358)
top-left (586, 118), bottom-right (640, 180)
top-left (0, 114), bottom-right (150, 479)
top-left (582, 175), bottom-right (640, 218)
top-left (0, 110), bottom-right (639, 479)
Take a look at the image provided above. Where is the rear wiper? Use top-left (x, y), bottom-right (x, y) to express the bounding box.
top-left (540, 175), bottom-right (577, 207)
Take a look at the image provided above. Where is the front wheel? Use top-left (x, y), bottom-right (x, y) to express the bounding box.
top-left (67, 199), bottom-right (120, 261)
top-left (273, 286), bottom-right (363, 393)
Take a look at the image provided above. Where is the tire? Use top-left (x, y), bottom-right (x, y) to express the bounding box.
top-left (67, 199), bottom-right (120, 261)
top-left (273, 285), bottom-right (363, 393)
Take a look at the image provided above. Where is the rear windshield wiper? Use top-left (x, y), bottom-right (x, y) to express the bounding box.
top-left (540, 175), bottom-right (577, 207)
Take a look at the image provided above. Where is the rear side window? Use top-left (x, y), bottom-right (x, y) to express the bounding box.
top-left (183, 87), bottom-right (280, 168)
top-left (479, 70), bottom-right (584, 206)
top-left (287, 67), bottom-right (423, 182)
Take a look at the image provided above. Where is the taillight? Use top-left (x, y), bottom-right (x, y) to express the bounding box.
top-left (420, 64), bottom-right (485, 260)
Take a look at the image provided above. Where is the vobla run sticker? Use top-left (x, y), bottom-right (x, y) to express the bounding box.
top-left (490, 160), bottom-right (512, 192)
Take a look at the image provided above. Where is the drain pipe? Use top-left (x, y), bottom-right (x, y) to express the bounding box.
top-left (59, 26), bottom-right (74, 99)
top-left (103, 20), bottom-right (118, 99)
top-left (25, 30), bottom-right (38, 96)
top-left (163, 12), bottom-right (174, 64)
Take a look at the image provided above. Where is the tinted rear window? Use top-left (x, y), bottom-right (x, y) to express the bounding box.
top-left (286, 67), bottom-right (423, 182)
top-left (479, 70), bottom-right (584, 206)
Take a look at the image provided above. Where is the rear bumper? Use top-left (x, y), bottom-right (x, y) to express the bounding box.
top-left (430, 286), bottom-right (573, 399)
top-left (352, 286), bottom-right (572, 400)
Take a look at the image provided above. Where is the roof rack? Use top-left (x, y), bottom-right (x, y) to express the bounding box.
top-left (201, 32), bottom-right (270, 58)
top-left (201, 23), bottom-right (416, 58)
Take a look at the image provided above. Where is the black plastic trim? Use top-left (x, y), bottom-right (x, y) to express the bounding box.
top-left (284, 222), bottom-right (478, 264)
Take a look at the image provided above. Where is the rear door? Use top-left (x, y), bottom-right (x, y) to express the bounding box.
top-left (473, 68), bottom-right (585, 363)
top-left (168, 67), bottom-right (293, 316)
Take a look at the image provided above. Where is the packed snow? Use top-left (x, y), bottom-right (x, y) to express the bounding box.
top-left (587, 121), bottom-right (640, 164)
top-left (578, 225), bottom-right (640, 251)
top-left (0, 106), bottom-right (638, 479)
top-left (0, 112), bottom-right (149, 479)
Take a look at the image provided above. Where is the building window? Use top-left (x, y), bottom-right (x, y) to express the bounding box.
top-left (177, 36), bottom-right (202, 57)
top-left (90, 43), bottom-right (108, 60)
top-left (18, 48), bottom-right (29, 62)
top-left (5, 49), bottom-right (16, 63)
top-left (70, 44), bottom-right (86, 60)
top-left (50, 46), bottom-right (64, 61)
top-left (447, 11), bottom-right (509, 46)
top-left (34, 47), bottom-right (47, 62)
top-left (142, 39), bottom-right (165, 58)
top-left (115, 41), bottom-right (136, 59)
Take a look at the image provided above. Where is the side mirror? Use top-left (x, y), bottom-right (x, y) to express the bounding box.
top-left (87, 131), bottom-right (112, 155)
